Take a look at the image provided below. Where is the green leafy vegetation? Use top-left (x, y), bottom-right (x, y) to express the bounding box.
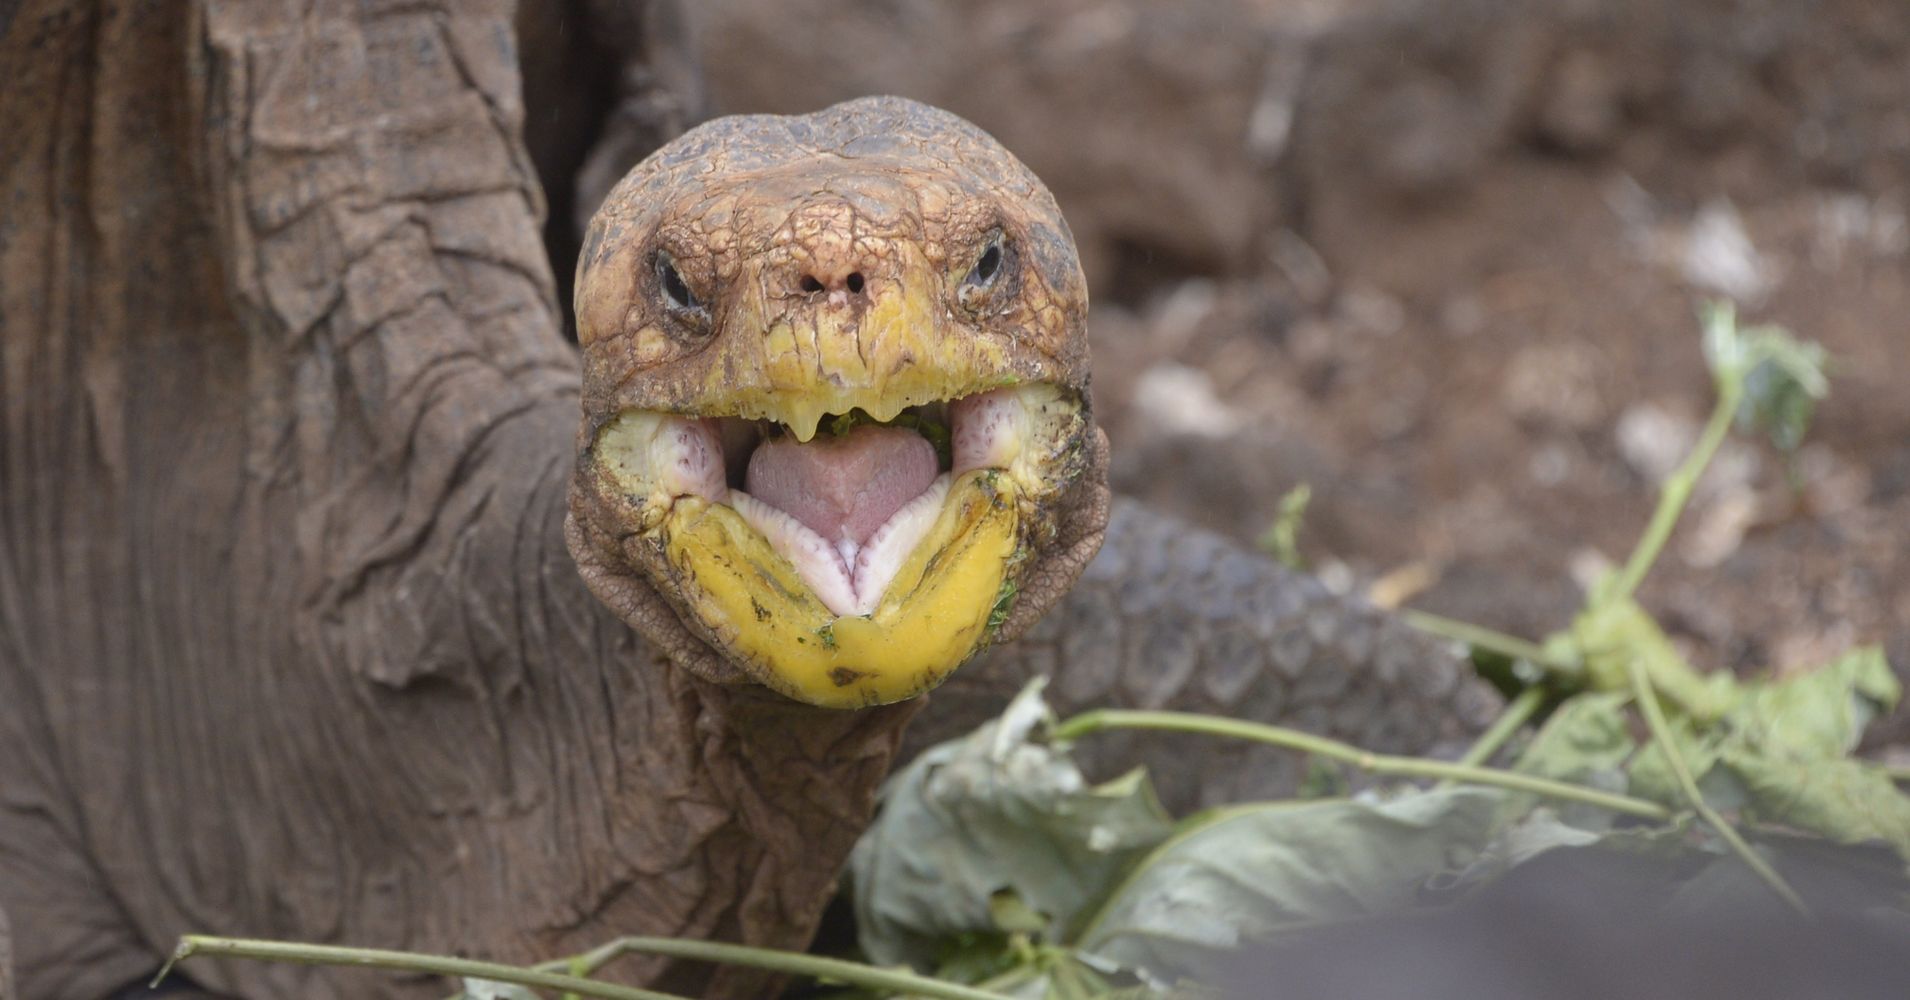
top-left (825, 407), bottom-right (955, 467)
top-left (159, 306), bottom-right (1907, 997)
top-left (1255, 483), bottom-right (1311, 570)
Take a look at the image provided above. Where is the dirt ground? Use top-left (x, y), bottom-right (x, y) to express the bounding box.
top-left (683, 0), bottom-right (1910, 742)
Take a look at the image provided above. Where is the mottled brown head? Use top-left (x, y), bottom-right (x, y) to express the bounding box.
top-left (567, 97), bottom-right (1109, 707)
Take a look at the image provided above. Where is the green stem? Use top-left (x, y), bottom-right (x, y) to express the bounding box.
top-left (1051, 709), bottom-right (1670, 821)
top-left (1604, 381), bottom-right (1742, 606)
top-left (159, 936), bottom-right (689, 1000)
top-left (532, 937), bottom-right (1016, 1000)
top-left (1451, 687), bottom-right (1547, 772)
top-left (1623, 657), bottom-right (1810, 917)
top-left (1402, 610), bottom-right (1580, 676)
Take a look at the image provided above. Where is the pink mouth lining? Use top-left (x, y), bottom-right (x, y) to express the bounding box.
top-left (744, 424), bottom-right (940, 551)
top-left (732, 476), bottom-right (952, 616)
top-left (649, 388), bottom-right (1023, 617)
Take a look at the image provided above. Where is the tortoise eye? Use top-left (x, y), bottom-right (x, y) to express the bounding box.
top-left (655, 251), bottom-right (700, 311)
top-left (965, 237), bottom-right (1004, 289)
top-left (958, 233), bottom-right (1011, 313)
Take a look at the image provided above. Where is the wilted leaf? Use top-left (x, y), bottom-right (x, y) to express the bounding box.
top-left (1626, 713), bottom-right (1727, 808)
top-left (1566, 598), bottom-right (1737, 721)
top-left (1511, 692), bottom-right (1638, 829)
top-left (1726, 646), bottom-right (1897, 757)
top-left (1741, 351), bottom-right (1825, 453)
top-left (1679, 647), bottom-right (1910, 858)
top-left (1620, 646), bottom-right (1910, 859)
top-left (1725, 754), bottom-right (1910, 860)
top-left (1699, 301), bottom-right (1830, 453)
top-left (1075, 787), bottom-right (1503, 984)
top-left (852, 681), bottom-right (1173, 970)
top-left (1516, 692), bottom-right (1636, 780)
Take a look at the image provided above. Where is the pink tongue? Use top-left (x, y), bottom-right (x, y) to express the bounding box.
top-left (745, 424), bottom-right (939, 547)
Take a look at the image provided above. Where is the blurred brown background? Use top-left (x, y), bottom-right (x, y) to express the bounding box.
top-left (553, 0), bottom-right (1910, 739)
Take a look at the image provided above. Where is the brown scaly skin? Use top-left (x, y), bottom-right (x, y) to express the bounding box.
top-left (0, 4), bottom-right (1492, 998)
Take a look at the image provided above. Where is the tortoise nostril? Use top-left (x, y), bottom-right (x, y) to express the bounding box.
top-left (799, 271), bottom-right (869, 296)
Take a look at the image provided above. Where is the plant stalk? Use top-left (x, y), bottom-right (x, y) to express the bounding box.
top-left (1604, 380), bottom-right (1742, 606)
top-left (1623, 657), bottom-right (1810, 917)
top-left (158, 936), bottom-right (689, 1000)
top-left (1052, 709), bottom-right (1670, 820)
top-left (1451, 687), bottom-right (1547, 772)
top-left (535, 936), bottom-right (1017, 1000)
top-left (1402, 610), bottom-right (1580, 677)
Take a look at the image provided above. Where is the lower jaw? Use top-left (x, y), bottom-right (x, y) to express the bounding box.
top-left (657, 468), bottom-right (1022, 708)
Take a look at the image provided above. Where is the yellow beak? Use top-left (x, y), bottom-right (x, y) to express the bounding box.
top-left (659, 469), bottom-right (1021, 707)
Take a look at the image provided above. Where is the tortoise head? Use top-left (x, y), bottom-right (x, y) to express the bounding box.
top-left (567, 96), bottom-right (1108, 708)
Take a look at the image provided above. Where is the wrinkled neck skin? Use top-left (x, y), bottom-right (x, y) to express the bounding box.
top-left (0, 5), bottom-right (911, 999)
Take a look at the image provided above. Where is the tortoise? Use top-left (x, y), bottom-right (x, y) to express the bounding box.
top-left (0, 3), bottom-right (1493, 997)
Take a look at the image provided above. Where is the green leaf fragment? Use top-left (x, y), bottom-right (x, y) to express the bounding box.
top-left (1256, 483), bottom-right (1311, 571)
top-left (1742, 353), bottom-right (1824, 453)
top-left (825, 407), bottom-right (955, 466)
top-left (1698, 300), bottom-right (1830, 453)
top-left (1726, 645), bottom-right (1898, 756)
top-left (1710, 647), bottom-right (1910, 857)
top-left (1605, 645), bottom-right (1910, 861)
top-left (986, 577), bottom-right (1020, 635)
top-left (1725, 754), bottom-right (1910, 860)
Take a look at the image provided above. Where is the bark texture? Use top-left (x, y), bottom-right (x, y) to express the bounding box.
top-left (0, 2), bottom-right (1494, 998)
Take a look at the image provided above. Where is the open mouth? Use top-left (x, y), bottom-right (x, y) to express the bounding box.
top-left (640, 393), bottom-right (1025, 616)
top-left (586, 381), bottom-right (1084, 707)
top-left (729, 408), bottom-right (956, 618)
top-left (599, 383), bottom-right (1075, 610)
